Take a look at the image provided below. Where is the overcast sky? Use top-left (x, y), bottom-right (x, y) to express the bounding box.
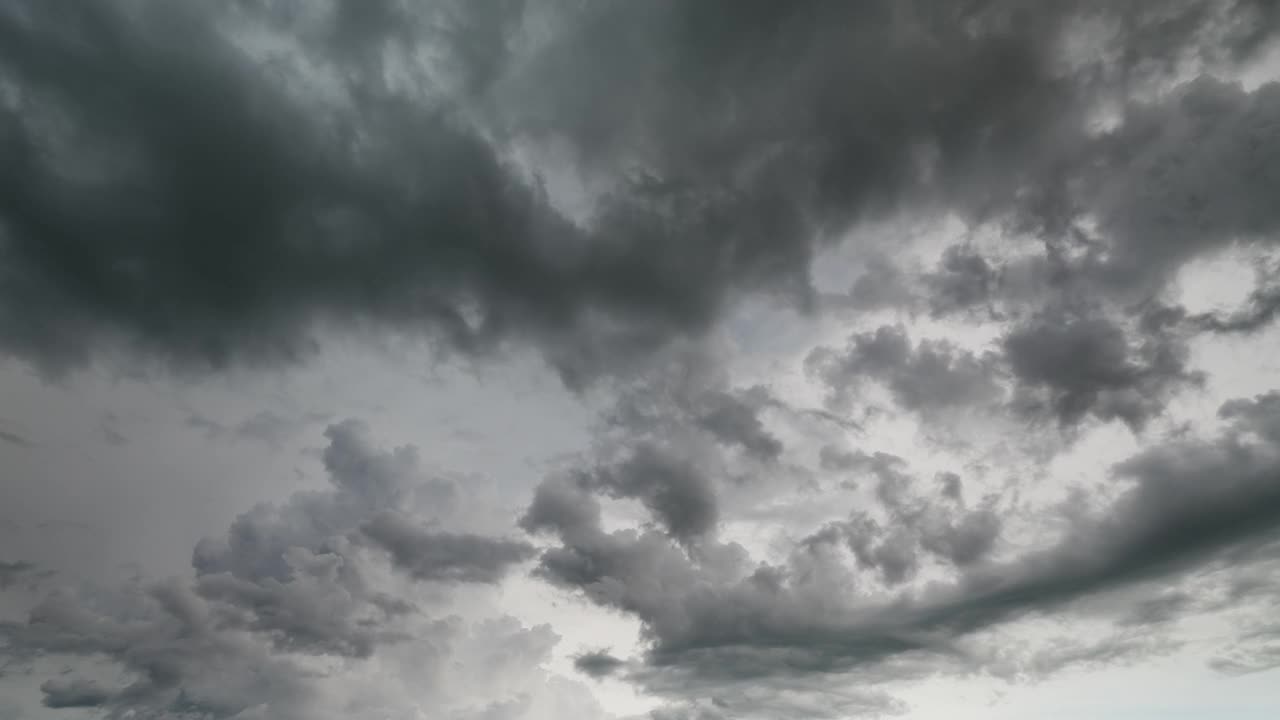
top-left (2, 2), bottom-right (1280, 719)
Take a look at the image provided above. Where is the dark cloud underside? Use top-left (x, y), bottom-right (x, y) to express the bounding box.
top-left (2, 1), bottom-right (1273, 384)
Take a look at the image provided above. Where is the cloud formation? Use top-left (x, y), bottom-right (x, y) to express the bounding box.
top-left (2, 1), bottom-right (1272, 387)
top-left (1, 421), bottom-right (583, 719)
top-left (517, 389), bottom-right (1280, 708)
top-left (2, 0), bottom-right (1279, 717)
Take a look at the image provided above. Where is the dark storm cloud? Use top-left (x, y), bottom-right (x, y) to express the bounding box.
top-left (2, 1), bottom-right (1270, 385)
top-left (0, 0), bottom-right (710, 384)
top-left (573, 650), bottom-right (625, 679)
top-left (360, 511), bottom-right (534, 584)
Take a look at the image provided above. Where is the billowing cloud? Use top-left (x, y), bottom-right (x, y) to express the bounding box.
top-left (2, 0), bottom-right (1272, 387)
top-left (1003, 310), bottom-right (1202, 429)
top-left (518, 390), bottom-right (1280, 706)
top-left (1, 421), bottom-right (598, 720)
top-left (3, 1), bottom-right (1280, 717)
top-left (808, 325), bottom-right (1004, 414)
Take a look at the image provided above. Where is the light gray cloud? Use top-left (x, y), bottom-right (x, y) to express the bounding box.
top-left (695, 392), bottom-right (784, 463)
top-left (520, 390), bottom-right (1280, 702)
top-left (0, 421), bottom-right (589, 720)
top-left (186, 410), bottom-right (330, 448)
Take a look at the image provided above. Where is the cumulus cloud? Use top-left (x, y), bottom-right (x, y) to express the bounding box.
top-left (808, 325), bottom-right (1004, 414)
top-left (1, 421), bottom-right (594, 720)
top-left (518, 390), bottom-right (1280, 706)
top-left (808, 312), bottom-right (1200, 431)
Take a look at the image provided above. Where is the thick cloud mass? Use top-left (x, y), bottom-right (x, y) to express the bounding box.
top-left (511, 381), bottom-right (1280, 712)
top-left (3, 0), bottom-right (1274, 383)
top-left (3, 1), bottom-right (1280, 718)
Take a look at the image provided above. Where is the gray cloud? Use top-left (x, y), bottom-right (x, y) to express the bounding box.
top-left (808, 325), bottom-right (1004, 413)
top-left (1003, 310), bottom-right (1202, 429)
top-left (1189, 265), bottom-right (1280, 334)
top-left (1, 1), bottom-right (1269, 387)
top-left (40, 677), bottom-right (114, 709)
top-left (810, 312), bottom-right (1201, 432)
top-left (0, 420), bottom-right (592, 720)
top-left (0, 428), bottom-right (30, 448)
top-left (595, 445), bottom-right (720, 542)
top-left (1086, 78), bottom-right (1280, 296)
top-left (521, 390), bottom-right (1280, 698)
top-left (695, 392), bottom-right (784, 463)
top-left (573, 650), bottom-right (625, 679)
top-left (1210, 624), bottom-right (1280, 676)
top-left (0, 560), bottom-right (36, 589)
top-left (924, 245), bottom-right (999, 317)
top-left (3, 580), bottom-right (319, 719)
top-left (824, 254), bottom-right (918, 313)
top-left (3, 1), bottom-right (1280, 717)
top-left (361, 511), bottom-right (534, 584)
top-left (803, 455), bottom-right (1002, 585)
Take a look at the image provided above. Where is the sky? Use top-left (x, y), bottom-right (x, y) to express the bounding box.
top-left (1, 1), bottom-right (1280, 718)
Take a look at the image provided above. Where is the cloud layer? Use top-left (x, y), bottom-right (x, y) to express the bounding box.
top-left (2, 1), bottom-right (1280, 718)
